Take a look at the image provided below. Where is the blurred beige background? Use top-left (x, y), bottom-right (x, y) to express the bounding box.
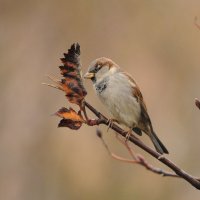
top-left (1, 0), bottom-right (200, 199)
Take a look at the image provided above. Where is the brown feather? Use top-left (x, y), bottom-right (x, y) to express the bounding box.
top-left (96, 57), bottom-right (116, 69)
top-left (122, 72), bottom-right (153, 134)
top-left (121, 72), bottom-right (168, 154)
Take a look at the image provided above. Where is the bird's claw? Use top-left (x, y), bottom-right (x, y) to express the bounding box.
top-left (125, 130), bottom-right (132, 142)
top-left (106, 119), bottom-right (118, 132)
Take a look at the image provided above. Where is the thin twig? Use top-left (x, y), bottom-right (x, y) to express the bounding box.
top-left (104, 130), bottom-right (180, 178)
top-left (96, 129), bottom-right (138, 164)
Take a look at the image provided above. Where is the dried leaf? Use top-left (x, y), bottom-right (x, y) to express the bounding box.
top-left (55, 107), bottom-right (85, 130)
top-left (44, 43), bottom-right (88, 129)
top-left (44, 43), bottom-right (87, 106)
top-left (59, 43), bottom-right (87, 105)
top-left (58, 119), bottom-right (82, 130)
top-left (55, 107), bottom-right (84, 121)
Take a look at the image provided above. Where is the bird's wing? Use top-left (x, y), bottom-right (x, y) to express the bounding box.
top-left (121, 72), bottom-right (169, 154)
top-left (122, 72), bottom-right (152, 132)
top-left (121, 72), bottom-right (147, 111)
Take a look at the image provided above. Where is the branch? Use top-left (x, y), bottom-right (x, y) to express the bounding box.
top-left (84, 101), bottom-right (200, 189)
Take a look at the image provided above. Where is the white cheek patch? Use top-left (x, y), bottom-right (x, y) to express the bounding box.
top-left (109, 67), bottom-right (118, 74)
top-left (100, 65), bottom-right (109, 74)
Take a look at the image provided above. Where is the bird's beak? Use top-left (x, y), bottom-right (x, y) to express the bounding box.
top-left (84, 72), bottom-right (95, 79)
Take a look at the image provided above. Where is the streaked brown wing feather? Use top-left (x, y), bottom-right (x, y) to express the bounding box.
top-left (122, 72), bottom-right (152, 133)
top-left (121, 72), bottom-right (168, 154)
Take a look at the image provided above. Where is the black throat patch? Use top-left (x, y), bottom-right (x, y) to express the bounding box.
top-left (95, 80), bottom-right (108, 94)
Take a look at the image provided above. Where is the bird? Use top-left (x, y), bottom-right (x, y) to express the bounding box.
top-left (84, 57), bottom-right (169, 154)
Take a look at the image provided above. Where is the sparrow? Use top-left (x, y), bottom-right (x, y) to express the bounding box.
top-left (84, 57), bottom-right (169, 154)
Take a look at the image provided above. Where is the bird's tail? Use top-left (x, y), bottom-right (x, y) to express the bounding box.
top-left (149, 131), bottom-right (169, 154)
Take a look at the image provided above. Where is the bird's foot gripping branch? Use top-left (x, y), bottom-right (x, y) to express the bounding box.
top-left (43, 43), bottom-right (200, 189)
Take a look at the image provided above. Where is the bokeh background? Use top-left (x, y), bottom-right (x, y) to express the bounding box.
top-left (1, 0), bottom-right (200, 199)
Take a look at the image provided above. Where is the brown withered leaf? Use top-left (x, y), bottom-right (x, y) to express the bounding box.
top-left (43, 43), bottom-right (87, 106)
top-left (56, 107), bottom-right (84, 121)
top-left (58, 119), bottom-right (82, 130)
top-left (55, 107), bottom-right (85, 130)
top-left (59, 43), bottom-right (87, 105)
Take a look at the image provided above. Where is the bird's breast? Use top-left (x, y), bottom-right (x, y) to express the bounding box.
top-left (94, 73), bottom-right (141, 128)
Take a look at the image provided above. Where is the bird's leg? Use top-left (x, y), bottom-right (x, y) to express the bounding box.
top-left (107, 118), bottom-right (119, 132)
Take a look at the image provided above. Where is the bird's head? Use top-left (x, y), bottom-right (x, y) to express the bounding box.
top-left (84, 57), bottom-right (120, 83)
